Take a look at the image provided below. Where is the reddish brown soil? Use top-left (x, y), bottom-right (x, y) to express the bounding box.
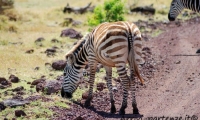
top-left (51, 17), bottom-right (200, 120)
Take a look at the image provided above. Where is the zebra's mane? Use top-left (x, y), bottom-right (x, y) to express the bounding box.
top-left (65, 33), bottom-right (88, 57)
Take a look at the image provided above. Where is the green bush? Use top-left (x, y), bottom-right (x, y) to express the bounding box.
top-left (88, 0), bottom-right (125, 26)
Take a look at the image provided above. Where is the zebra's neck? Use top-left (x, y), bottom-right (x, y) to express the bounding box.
top-left (73, 43), bottom-right (89, 69)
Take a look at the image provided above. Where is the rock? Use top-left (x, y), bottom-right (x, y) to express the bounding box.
top-left (36, 80), bottom-right (61, 95)
top-left (31, 78), bottom-right (45, 85)
top-left (15, 110), bottom-right (26, 117)
top-left (175, 61), bottom-right (181, 64)
top-left (82, 91), bottom-right (89, 99)
top-left (51, 38), bottom-right (60, 43)
top-left (45, 48), bottom-right (56, 53)
top-left (27, 82), bottom-right (31, 84)
top-left (25, 49), bottom-right (34, 54)
top-left (9, 75), bottom-right (19, 83)
top-left (0, 77), bottom-right (7, 83)
top-left (36, 82), bottom-right (45, 92)
top-left (97, 82), bottom-right (106, 92)
top-left (35, 37), bottom-right (45, 43)
top-left (74, 116), bottom-right (84, 120)
top-left (52, 60), bottom-right (67, 70)
top-left (0, 102), bottom-right (6, 111)
top-left (12, 86), bottom-right (24, 92)
top-left (12, 95), bottom-right (23, 100)
top-left (0, 79), bottom-right (10, 86)
top-left (3, 99), bottom-right (29, 107)
top-left (196, 49), bottom-right (200, 54)
top-left (60, 28), bottom-right (83, 39)
top-left (34, 67), bottom-right (40, 71)
top-left (0, 85), bottom-right (6, 89)
top-left (43, 80), bottom-right (62, 95)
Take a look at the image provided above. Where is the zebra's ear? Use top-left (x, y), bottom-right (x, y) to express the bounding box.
top-left (65, 54), bottom-right (75, 64)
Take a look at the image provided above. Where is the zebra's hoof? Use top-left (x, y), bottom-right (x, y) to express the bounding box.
top-left (119, 109), bottom-right (125, 115)
top-left (111, 105), bottom-right (116, 113)
top-left (133, 108), bottom-right (139, 114)
top-left (84, 100), bottom-right (91, 108)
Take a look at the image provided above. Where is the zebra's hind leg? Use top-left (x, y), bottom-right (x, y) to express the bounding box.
top-left (104, 66), bottom-right (116, 113)
top-left (116, 64), bottom-right (129, 115)
top-left (130, 79), bottom-right (139, 114)
top-left (84, 61), bottom-right (97, 108)
top-left (128, 56), bottom-right (140, 114)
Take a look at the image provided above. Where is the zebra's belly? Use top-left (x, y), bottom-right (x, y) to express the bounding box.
top-left (97, 51), bottom-right (128, 67)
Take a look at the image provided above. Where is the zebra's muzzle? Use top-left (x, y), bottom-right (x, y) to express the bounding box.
top-left (61, 87), bottom-right (72, 98)
top-left (168, 13), bottom-right (175, 21)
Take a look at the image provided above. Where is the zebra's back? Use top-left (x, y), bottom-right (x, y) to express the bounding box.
top-left (91, 21), bottom-right (144, 67)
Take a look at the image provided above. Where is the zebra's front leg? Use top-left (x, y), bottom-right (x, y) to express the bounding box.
top-left (84, 62), bottom-right (97, 108)
top-left (117, 64), bottom-right (129, 115)
top-left (104, 66), bottom-right (116, 113)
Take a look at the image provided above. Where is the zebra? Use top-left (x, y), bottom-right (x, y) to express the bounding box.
top-left (61, 21), bottom-right (145, 115)
top-left (168, 0), bottom-right (200, 21)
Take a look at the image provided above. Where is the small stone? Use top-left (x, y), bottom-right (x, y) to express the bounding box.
top-left (51, 38), bottom-right (60, 43)
top-left (175, 61), bottom-right (181, 64)
top-left (31, 78), bottom-right (45, 85)
top-left (35, 37), bottom-right (45, 43)
top-left (74, 116), bottom-right (84, 120)
top-left (97, 82), bottom-right (106, 91)
top-left (60, 28), bottom-right (83, 39)
top-left (52, 60), bottom-right (67, 70)
top-left (15, 110), bottom-right (26, 117)
top-left (196, 49), bottom-right (200, 54)
top-left (9, 75), bottom-right (19, 83)
top-left (82, 91), bottom-right (89, 99)
top-left (0, 102), bottom-right (6, 111)
top-left (0, 77), bottom-right (7, 83)
top-left (45, 48), bottom-right (56, 53)
top-left (25, 49), bottom-right (34, 54)
top-left (12, 86), bottom-right (24, 92)
top-left (27, 82), bottom-right (31, 84)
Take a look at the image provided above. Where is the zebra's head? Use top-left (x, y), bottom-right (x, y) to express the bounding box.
top-left (168, 0), bottom-right (184, 21)
top-left (61, 53), bottom-right (83, 98)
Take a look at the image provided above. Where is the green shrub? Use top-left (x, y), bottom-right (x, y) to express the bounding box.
top-left (88, 0), bottom-right (125, 26)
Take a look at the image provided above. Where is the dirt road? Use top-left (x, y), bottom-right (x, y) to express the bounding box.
top-left (137, 17), bottom-right (200, 117)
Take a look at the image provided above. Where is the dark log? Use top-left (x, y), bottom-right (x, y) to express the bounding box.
top-left (63, 2), bottom-right (94, 14)
top-left (130, 5), bottom-right (156, 15)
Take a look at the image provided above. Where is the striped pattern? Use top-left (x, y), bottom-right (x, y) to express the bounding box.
top-left (61, 21), bottom-right (144, 115)
top-left (168, 0), bottom-right (200, 21)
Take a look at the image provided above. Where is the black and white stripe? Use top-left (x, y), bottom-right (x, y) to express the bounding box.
top-left (61, 21), bottom-right (144, 115)
top-left (168, 0), bottom-right (200, 21)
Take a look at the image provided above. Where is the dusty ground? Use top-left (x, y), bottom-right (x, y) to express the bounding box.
top-left (50, 17), bottom-right (200, 120)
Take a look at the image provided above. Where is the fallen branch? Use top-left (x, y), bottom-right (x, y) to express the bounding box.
top-left (130, 4), bottom-right (156, 15)
top-left (63, 2), bottom-right (94, 14)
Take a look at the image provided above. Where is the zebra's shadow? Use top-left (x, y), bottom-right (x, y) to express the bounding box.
top-left (72, 100), bottom-right (143, 119)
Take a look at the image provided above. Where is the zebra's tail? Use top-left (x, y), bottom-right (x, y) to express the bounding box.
top-left (128, 47), bottom-right (144, 85)
top-left (128, 30), bottom-right (144, 85)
